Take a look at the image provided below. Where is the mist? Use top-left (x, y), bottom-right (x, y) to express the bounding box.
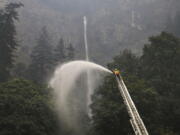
top-left (10, 0), bottom-right (180, 64)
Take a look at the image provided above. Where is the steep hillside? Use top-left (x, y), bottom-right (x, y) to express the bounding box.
top-left (7, 0), bottom-right (180, 64)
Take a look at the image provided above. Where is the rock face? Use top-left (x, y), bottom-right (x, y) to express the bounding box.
top-left (8, 0), bottom-right (180, 64)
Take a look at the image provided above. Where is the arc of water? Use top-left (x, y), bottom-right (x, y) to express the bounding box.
top-left (49, 60), bottom-right (112, 129)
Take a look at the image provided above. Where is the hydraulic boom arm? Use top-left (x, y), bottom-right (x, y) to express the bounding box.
top-left (113, 69), bottom-right (149, 135)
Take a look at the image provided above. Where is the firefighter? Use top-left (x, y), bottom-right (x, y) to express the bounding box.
top-left (113, 69), bottom-right (120, 79)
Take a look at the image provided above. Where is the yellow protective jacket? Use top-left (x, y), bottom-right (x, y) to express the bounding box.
top-left (114, 70), bottom-right (120, 75)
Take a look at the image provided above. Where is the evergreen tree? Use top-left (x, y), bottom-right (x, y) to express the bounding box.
top-left (67, 43), bottom-right (75, 60)
top-left (27, 26), bottom-right (53, 84)
top-left (53, 38), bottom-right (66, 66)
top-left (0, 3), bottom-right (23, 82)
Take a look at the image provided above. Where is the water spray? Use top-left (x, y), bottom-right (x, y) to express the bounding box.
top-left (49, 60), bottom-right (112, 129)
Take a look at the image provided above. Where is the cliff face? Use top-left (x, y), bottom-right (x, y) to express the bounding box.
top-left (9, 0), bottom-right (180, 64)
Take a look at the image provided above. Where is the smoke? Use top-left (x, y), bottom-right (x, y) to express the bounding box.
top-left (49, 60), bottom-right (112, 132)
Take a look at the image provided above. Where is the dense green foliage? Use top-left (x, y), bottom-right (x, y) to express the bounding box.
top-left (0, 79), bottom-right (59, 135)
top-left (91, 32), bottom-right (180, 135)
top-left (141, 32), bottom-right (180, 134)
top-left (0, 3), bottom-right (23, 82)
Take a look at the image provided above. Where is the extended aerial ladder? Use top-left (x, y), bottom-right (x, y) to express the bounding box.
top-left (113, 70), bottom-right (149, 135)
